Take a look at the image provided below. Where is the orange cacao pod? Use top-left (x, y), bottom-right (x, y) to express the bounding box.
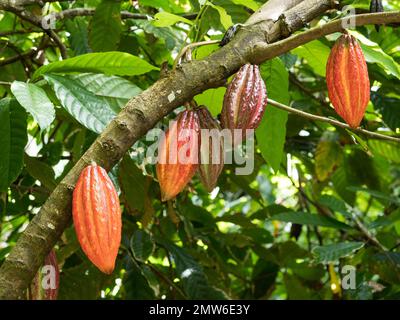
top-left (30, 250), bottom-right (59, 300)
top-left (221, 64), bottom-right (268, 137)
top-left (326, 33), bottom-right (370, 128)
top-left (197, 106), bottom-right (224, 192)
top-left (72, 164), bottom-right (121, 274)
top-left (156, 109), bottom-right (200, 201)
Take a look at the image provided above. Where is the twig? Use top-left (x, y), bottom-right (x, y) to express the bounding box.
top-left (173, 40), bottom-right (220, 69)
top-left (268, 99), bottom-right (400, 143)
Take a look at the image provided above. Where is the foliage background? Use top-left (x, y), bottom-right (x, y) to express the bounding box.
top-left (0, 0), bottom-right (399, 299)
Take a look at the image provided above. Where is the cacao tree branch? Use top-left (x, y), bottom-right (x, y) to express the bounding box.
top-left (268, 99), bottom-right (400, 143)
top-left (0, 0), bottom-right (399, 298)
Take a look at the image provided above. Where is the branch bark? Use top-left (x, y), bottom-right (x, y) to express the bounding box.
top-left (0, 0), bottom-right (399, 299)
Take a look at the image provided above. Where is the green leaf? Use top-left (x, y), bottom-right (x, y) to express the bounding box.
top-left (207, 2), bottom-right (233, 30)
top-left (24, 155), bottom-right (56, 191)
top-left (369, 139), bottom-right (400, 163)
top-left (161, 241), bottom-right (228, 299)
top-left (71, 73), bottom-right (142, 111)
top-left (89, 0), bottom-right (122, 52)
top-left (123, 260), bottom-right (155, 299)
top-left (58, 262), bottom-right (114, 299)
top-left (256, 58), bottom-right (289, 172)
top-left (272, 212), bottom-right (353, 230)
top-left (371, 92), bottom-right (400, 131)
top-left (45, 74), bottom-right (117, 133)
top-left (130, 229), bottom-right (155, 262)
top-left (65, 17), bottom-right (91, 55)
top-left (194, 87), bottom-right (226, 117)
top-left (292, 40), bottom-right (330, 76)
top-left (118, 155), bottom-right (147, 212)
top-left (312, 242), bottom-right (365, 263)
top-left (152, 12), bottom-right (193, 27)
top-left (315, 132), bottom-right (342, 181)
top-left (0, 99), bottom-right (27, 192)
top-left (33, 52), bottom-right (158, 80)
top-left (349, 30), bottom-right (400, 79)
top-left (11, 81), bottom-right (55, 130)
top-left (231, 0), bottom-right (260, 11)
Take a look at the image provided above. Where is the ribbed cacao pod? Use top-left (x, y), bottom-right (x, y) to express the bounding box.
top-left (156, 109), bottom-right (200, 201)
top-left (197, 106), bottom-right (224, 192)
top-left (370, 0), bottom-right (384, 32)
top-left (326, 33), bottom-right (370, 128)
top-left (30, 250), bottom-right (59, 300)
top-left (72, 164), bottom-right (121, 274)
top-left (221, 64), bottom-right (268, 139)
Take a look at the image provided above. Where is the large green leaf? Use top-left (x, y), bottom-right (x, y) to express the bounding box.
top-left (71, 73), bottom-right (142, 111)
top-left (45, 74), bottom-right (116, 133)
top-left (24, 155), bottom-right (56, 191)
top-left (256, 58), bottom-right (289, 172)
top-left (161, 241), bottom-right (228, 299)
top-left (208, 2), bottom-right (233, 30)
top-left (368, 140), bottom-right (400, 163)
top-left (130, 229), bottom-right (155, 262)
top-left (194, 87), bottom-right (226, 117)
top-left (272, 212), bottom-right (353, 230)
top-left (312, 242), bottom-right (365, 263)
top-left (231, 0), bottom-right (260, 11)
top-left (33, 52), bottom-right (158, 80)
top-left (371, 93), bottom-right (400, 131)
top-left (292, 40), bottom-right (330, 76)
top-left (0, 99), bottom-right (27, 192)
top-left (350, 30), bottom-right (400, 79)
top-left (11, 81), bottom-right (55, 130)
top-left (89, 0), bottom-right (122, 52)
top-left (315, 132), bottom-right (342, 181)
top-left (152, 12), bottom-right (193, 27)
top-left (118, 155), bottom-right (147, 213)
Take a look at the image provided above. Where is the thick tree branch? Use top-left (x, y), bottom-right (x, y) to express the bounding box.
top-left (0, 0), bottom-right (399, 298)
top-left (268, 99), bottom-right (400, 143)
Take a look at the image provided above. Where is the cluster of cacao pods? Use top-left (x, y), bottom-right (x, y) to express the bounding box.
top-left (72, 163), bottom-right (122, 275)
top-left (157, 63), bottom-right (268, 201)
top-left (326, 33), bottom-right (370, 128)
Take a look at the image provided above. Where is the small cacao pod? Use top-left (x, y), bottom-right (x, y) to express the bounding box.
top-left (197, 106), bottom-right (224, 192)
top-left (370, 0), bottom-right (384, 32)
top-left (72, 164), bottom-right (121, 274)
top-left (326, 33), bottom-right (370, 128)
top-left (30, 250), bottom-right (59, 300)
top-left (156, 109), bottom-right (200, 201)
top-left (221, 64), bottom-right (268, 139)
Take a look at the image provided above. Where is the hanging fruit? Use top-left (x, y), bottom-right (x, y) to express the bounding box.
top-left (156, 109), bottom-right (200, 201)
top-left (197, 106), bottom-right (224, 192)
top-left (326, 33), bottom-right (370, 128)
top-left (30, 249), bottom-right (59, 300)
top-left (72, 163), bottom-right (121, 274)
top-left (221, 64), bottom-right (268, 141)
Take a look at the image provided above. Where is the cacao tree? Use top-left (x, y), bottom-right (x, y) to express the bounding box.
top-left (0, 0), bottom-right (399, 300)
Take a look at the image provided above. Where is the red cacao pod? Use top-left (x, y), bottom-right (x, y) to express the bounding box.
top-left (326, 33), bottom-right (370, 128)
top-left (197, 106), bottom-right (224, 192)
top-left (221, 64), bottom-right (268, 138)
top-left (30, 250), bottom-right (59, 300)
top-left (156, 109), bottom-right (200, 201)
top-left (72, 164), bottom-right (121, 274)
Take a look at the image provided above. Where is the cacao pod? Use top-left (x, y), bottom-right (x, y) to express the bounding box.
top-left (72, 164), bottom-right (121, 274)
top-left (221, 64), bottom-right (268, 140)
top-left (370, 0), bottom-right (384, 32)
top-left (156, 109), bottom-right (200, 201)
top-left (326, 33), bottom-right (370, 128)
top-left (197, 106), bottom-right (224, 192)
top-left (30, 250), bottom-right (59, 300)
